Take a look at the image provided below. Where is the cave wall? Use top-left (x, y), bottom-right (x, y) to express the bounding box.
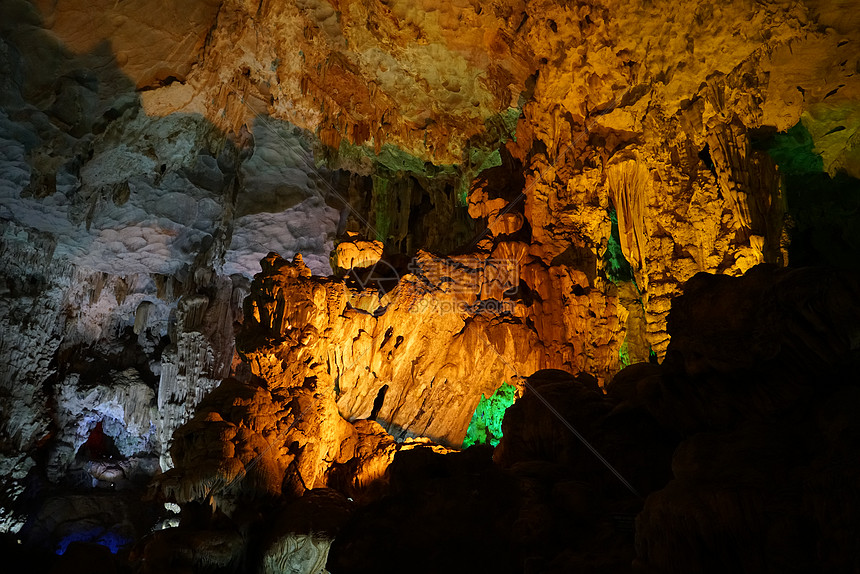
top-left (0, 0), bottom-right (859, 567)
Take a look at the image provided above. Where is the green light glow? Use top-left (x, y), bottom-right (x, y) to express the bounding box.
top-left (604, 208), bottom-right (635, 283)
top-left (484, 107), bottom-right (521, 144)
top-left (457, 182), bottom-right (470, 207)
top-left (766, 121), bottom-right (824, 175)
top-left (463, 382), bottom-right (517, 448)
top-left (376, 143), bottom-right (432, 174)
top-left (761, 119), bottom-right (860, 269)
top-left (335, 110), bottom-right (518, 211)
top-left (619, 337), bottom-right (631, 369)
top-left (372, 175), bottom-right (391, 242)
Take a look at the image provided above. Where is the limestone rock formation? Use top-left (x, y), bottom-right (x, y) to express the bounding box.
top-left (1, 0), bottom-right (859, 571)
top-left (158, 377), bottom-right (357, 506)
top-left (330, 238), bottom-right (383, 275)
top-left (325, 266), bottom-right (860, 572)
top-left (238, 251), bottom-right (627, 448)
top-left (631, 265), bottom-right (860, 573)
top-left (48, 368), bottom-right (158, 484)
top-left (259, 489), bottom-right (352, 574)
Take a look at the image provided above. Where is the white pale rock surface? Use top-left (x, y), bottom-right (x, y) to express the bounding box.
top-left (49, 370), bottom-right (158, 481)
top-left (0, 28), bottom-right (341, 529)
top-left (226, 117), bottom-right (341, 277)
top-left (262, 535), bottom-right (333, 574)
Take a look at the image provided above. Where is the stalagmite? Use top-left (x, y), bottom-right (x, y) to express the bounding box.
top-left (0, 0), bottom-right (858, 571)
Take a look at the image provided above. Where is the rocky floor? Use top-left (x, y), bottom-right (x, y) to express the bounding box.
top-left (2, 265), bottom-right (858, 572)
top-left (1, 0), bottom-right (860, 572)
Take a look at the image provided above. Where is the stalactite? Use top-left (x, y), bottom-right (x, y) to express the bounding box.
top-left (607, 159), bottom-right (649, 273)
top-left (133, 301), bottom-right (152, 335)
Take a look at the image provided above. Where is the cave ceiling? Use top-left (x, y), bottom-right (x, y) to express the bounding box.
top-left (1, 0), bottom-right (860, 570)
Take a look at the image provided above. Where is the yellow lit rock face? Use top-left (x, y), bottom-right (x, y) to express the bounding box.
top-left (238, 252), bottom-right (626, 448)
top-left (331, 238), bottom-right (383, 274)
top-left (4, 0), bottom-right (860, 533)
top-left (511, 1), bottom-right (859, 355)
top-left (3, 2), bottom-right (860, 571)
top-left (3, 1), bottom-right (860, 569)
top-left (32, 0), bottom-right (535, 163)
top-left (29, 0), bottom-right (859, 166)
top-left (26, 2), bottom-right (860, 358)
top-left (159, 378), bottom-right (357, 506)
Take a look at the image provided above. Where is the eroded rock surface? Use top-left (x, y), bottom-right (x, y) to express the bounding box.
top-left (238, 251), bottom-right (627, 448)
top-left (325, 266), bottom-right (860, 572)
top-left (630, 266), bottom-right (860, 573)
top-left (1, 0), bottom-right (859, 570)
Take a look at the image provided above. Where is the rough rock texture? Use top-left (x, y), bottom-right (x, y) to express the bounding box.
top-left (259, 489), bottom-right (351, 574)
top-left (32, 0), bottom-right (532, 164)
top-left (238, 251), bottom-right (627, 448)
top-left (325, 266), bottom-right (860, 572)
top-left (158, 377), bottom-right (357, 506)
top-left (48, 368), bottom-right (157, 483)
top-left (1, 0), bottom-right (859, 569)
top-left (25, 0), bottom-right (858, 360)
top-left (624, 265), bottom-right (860, 573)
top-left (157, 370), bottom-right (453, 512)
top-left (1, 0), bottom-right (345, 533)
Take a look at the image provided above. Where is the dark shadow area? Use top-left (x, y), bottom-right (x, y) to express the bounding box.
top-left (369, 385), bottom-right (388, 421)
top-left (756, 120), bottom-right (860, 269)
top-left (783, 171), bottom-right (860, 268)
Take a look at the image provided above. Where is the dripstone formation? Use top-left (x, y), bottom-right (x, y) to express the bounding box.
top-left (1, 0), bottom-right (858, 572)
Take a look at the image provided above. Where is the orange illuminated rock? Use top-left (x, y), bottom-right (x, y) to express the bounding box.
top-left (238, 250), bottom-right (627, 448)
top-left (3, 0), bottom-right (860, 561)
top-left (158, 377), bottom-right (357, 506)
top-left (23, 0), bottom-right (860, 364)
top-left (33, 0), bottom-right (221, 89)
top-left (331, 238), bottom-right (383, 275)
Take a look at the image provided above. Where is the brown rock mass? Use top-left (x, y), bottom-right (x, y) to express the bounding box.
top-left (1, 0), bottom-right (859, 571)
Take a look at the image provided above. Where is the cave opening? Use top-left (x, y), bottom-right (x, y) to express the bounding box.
top-left (603, 207), bottom-right (635, 284)
top-left (370, 385), bottom-right (389, 421)
top-left (77, 422), bottom-right (120, 462)
top-left (759, 120), bottom-right (860, 269)
top-left (698, 144), bottom-right (716, 175)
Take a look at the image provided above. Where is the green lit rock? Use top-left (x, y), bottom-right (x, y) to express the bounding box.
top-left (371, 175), bottom-right (392, 243)
top-left (603, 208), bottom-right (635, 284)
top-left (619, 338), bottom-right (631, 369)
top-left (376, 143), bottom-right (435, 175)
top-left (333, 110), bottom-right (519, 213)
top-left (463, 382), bottom-right (517, 448)
top-left (802, 102), bottom-right (860, 179)
top-left (483, 107), bottom-right (521, 144)
top-left (766, 121), bottom-right (824, 176)
top-left (762, 119), bottom-right (860, 269)
top-left (470, 147), bottom-right (502, 174)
